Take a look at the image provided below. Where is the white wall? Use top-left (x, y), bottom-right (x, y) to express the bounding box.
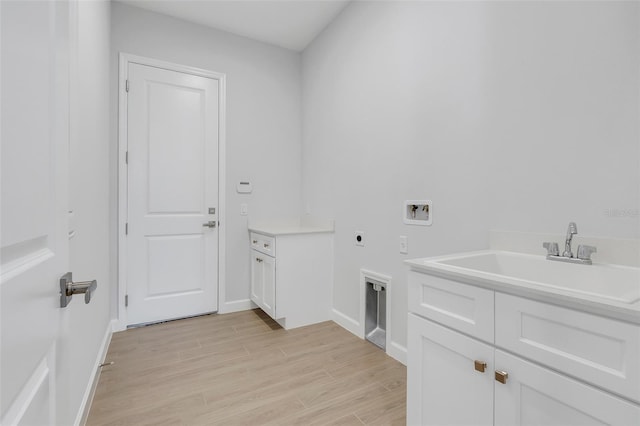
top-left (67, 0), bottom-right (112, 422)
top-left (302, 1), bottom-right (640, 351)
top-left (110, 2), bottom-right (303, 313)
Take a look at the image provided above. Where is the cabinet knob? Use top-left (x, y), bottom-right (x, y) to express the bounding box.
top-left (252, 240), bottom-right (258, 244)
top-left (495, 370), bottom-right (509, 384)
top-left (256, 258), bottom-right (263, 263)
top-left (263, 243), bottom-right (270, 248)
top-left (474, 360), bottom-right (487, 373)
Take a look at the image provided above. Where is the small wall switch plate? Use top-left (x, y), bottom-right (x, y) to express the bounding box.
top-left (399, 236), bottom-right (408, 254)
top-left (240, 204), bottom-right (248, 216)
top-left (355, 231), bottom-right (365, 247)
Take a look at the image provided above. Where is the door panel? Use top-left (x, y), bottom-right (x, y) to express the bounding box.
top-left (407, 314), bottom-right (494, 426)
top-left (495, 350), bottom-right (640, 425)
top-left (251, 250), bottom-right (263, 305)
top-left (1, 0), bottom-right (69, 423)
top-left (262, 255), bottom-right (276, 318)
top-left (147, 235), bottom-right (205, 296)
top-left (147, 82), bottom-right (205, 214)
top-left (126, 63), bottom-right (219, 325)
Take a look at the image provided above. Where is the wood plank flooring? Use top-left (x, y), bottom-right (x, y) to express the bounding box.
top-left (87, 309), bottom-right (406, 425)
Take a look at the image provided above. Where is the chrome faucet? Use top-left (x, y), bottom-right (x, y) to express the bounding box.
top-left (543, 222), bottom-right (596, 265)
top-left (563, 222), bottom-right (578, 258)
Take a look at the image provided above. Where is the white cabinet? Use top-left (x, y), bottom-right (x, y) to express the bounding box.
top-left (407, 271), bottom-right (640, 426)
top-left (407, 313), bottom-right (493, 426)
top-left (495, 350), bottom-right (640, 426)
top-left (251, 249), bottom-right (275, 318)
top-left (249, 229), bottom-right (333, 330)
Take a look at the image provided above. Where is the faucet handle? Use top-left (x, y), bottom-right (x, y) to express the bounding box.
top-left (543, 242), bottom-right (559, 256)
top-left (577, 245), bottom-right (597, 261)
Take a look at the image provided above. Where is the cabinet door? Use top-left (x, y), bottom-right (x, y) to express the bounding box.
top-left (261, 254), bottom-right (276, 318)
top-left (407, 314), bottom-right (494, 426)
top-left (495, 350), bottom-right (640, 426)
top-left (250, 249), bottom-right (263, 307)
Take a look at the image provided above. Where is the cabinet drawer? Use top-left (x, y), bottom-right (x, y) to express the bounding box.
top-left (408, 271), bottom-right (494, 343)
top-left (496, 293), bottom-right (640, 403)
top-left (250, 232), bottom-right (276, 256)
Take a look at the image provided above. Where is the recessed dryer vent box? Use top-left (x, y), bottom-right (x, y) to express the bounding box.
top-left (403, 200), bottom-right (432, 226)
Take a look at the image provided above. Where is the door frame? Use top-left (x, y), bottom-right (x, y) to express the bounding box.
top-left (116, 53), bottom-right (226, 331)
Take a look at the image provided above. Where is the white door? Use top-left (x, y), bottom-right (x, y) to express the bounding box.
top-left (1, 1), bottom-right (70, 424)
top-left (250, 250), bottom-right (263, 307)
top-left (262, 255), bottom-right (276, 318)
top-left (407, 313), bottom-right (494, 426)
top-left (495, 350), bottom-right (640, 425)
top-left (250, 251), bottom-right (276, 319)
top-left (126, 62), bottom-right (219, 326)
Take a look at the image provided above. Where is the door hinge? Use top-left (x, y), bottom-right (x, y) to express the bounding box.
top-left (125, 223), bottom-right (128, 235)
top-left (125, 151), bottom-right (128, 164)
top-left (125, 79), bottom-right (129, 92)
top-left (125, 294), bottom-right (129, 307)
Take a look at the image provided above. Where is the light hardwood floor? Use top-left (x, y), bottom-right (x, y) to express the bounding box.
top-left (87, 309), bottom-right (406, 425)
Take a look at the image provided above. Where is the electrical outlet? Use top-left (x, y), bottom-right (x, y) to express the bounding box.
top-left (400, 236), bottom-right (408, 254)
top-left (355, 231), bottom-right (364, 247)
top-left (240, 204), bottom-right (248, 216)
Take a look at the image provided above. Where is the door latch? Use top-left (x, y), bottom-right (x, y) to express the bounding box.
top-left (60, 272), bottom-right (97, 307)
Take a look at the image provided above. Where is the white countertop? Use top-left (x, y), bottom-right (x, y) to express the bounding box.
top-left (406, 250), bottom-right (640, 325)
top-left (249, 224), bottom-right (334, 237)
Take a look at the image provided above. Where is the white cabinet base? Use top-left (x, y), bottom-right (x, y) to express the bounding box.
top-left (407, 272), bottom-right (640, 426)
top-left (250, 230), bottom-right (333, 330)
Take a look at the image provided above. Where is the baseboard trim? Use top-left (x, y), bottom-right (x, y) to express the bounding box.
top-left (75, 319), bottom-right (115, 426)
top-left (218, 298), bottom-right (256, 314)
top-left (331, 308), bottom-right (363, 338)
top-left (388, 341), bottom-right (407, 366)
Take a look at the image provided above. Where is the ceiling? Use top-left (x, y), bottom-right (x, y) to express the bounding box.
top-left (117, 0), bottom-right (351, 51)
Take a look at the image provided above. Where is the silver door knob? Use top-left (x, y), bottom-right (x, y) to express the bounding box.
top-left (60, 272), bottom-right (97, 307)
top-left (202, 221), bottom-right (216, 228)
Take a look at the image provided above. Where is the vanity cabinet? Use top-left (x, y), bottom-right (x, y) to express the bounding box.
top-left (249, 228), bottom-right (333, 330)
top-left (407, 271), bottom-right (640, 426)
